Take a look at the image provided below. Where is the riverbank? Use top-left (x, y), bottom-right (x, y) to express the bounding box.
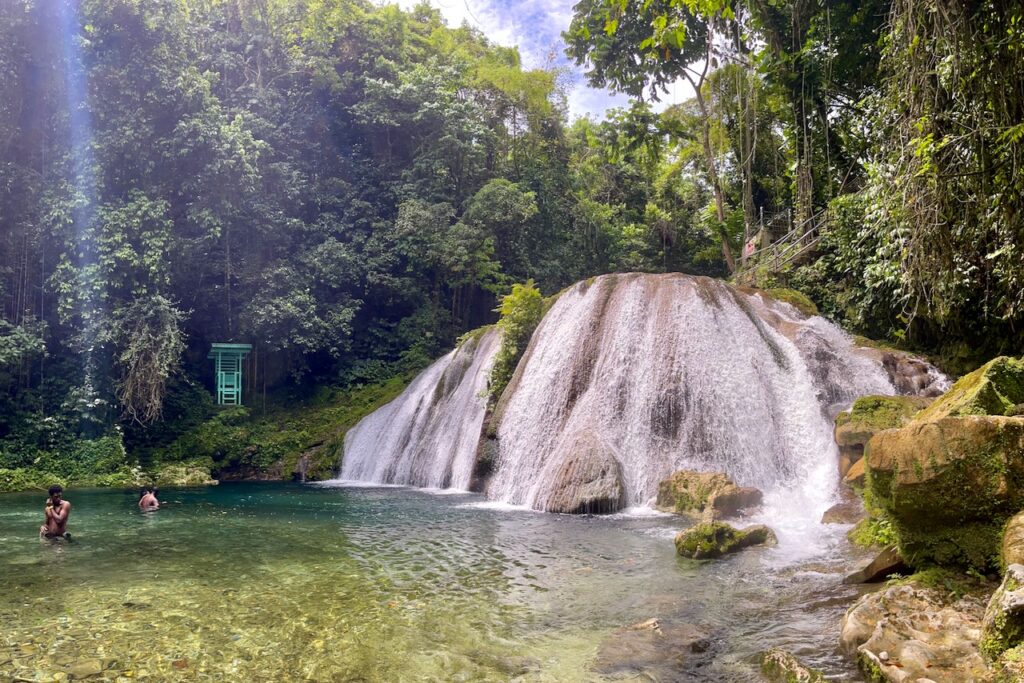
top-left (0, 375), bottom-right (412, 494)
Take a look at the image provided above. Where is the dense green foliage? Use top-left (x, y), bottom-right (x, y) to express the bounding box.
top-left (0, 0), bottom-right (727, 480)
top-left (2, 0), bottom-right (1022, 487)
top-left (567, 0), bottom-right (1024, 366)
top-left (488, 280), bottom-right (544, 403)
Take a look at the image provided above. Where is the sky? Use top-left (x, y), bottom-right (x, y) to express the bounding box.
top-left (390, 0), bottom-right (694, 120)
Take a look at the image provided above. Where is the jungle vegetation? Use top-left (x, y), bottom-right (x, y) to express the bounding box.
top-left (1, 0), bottom-right (1021, 484)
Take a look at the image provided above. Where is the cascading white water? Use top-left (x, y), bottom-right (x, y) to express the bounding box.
top-left (486, 274), bottom-right (903, 535)
top-left (335, 272), bottom-right (946, 553)
top-left (335, 328), bottom-right (500, 490)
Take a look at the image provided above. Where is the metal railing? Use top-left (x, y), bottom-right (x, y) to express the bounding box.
top-left (734, 209), bottom-right (828, 286)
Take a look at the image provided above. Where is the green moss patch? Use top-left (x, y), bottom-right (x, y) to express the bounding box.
top-left (765, 288), bottom-right (819, 317)
top-left (917, 356), bottom-right (1024, 421)
top-left (675, 522), bottom-right (776, 559)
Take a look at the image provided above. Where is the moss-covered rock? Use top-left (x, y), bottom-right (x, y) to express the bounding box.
top-left (765, 288), bottom-right (819, 317)
top-left (987, 643), bottom-right (1024, 682)
top-left (835, 395), bottom-right (931, 477)
top-left (655, 470), bottom-right (762, 517)
top-left (759, 648), bottom-right (825, 683)
top-left (674, 522), bottom-right (776, 559)
top-left (981, 564), bottom-right (1024, 662)
top-left (917, 356), bottom-right (1024, 422)
top-left (865, 416), bottom-right (1024, 569)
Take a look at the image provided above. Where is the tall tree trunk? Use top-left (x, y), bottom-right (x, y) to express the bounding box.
top-left (685, 39), bottom-right (736, 273)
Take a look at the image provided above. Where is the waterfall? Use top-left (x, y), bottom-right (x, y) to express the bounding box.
top-left (336, 328), bottom-right (500, 490)
top-left (486, 274), bottom-right (904, 525)
top-left (335, 273), bottom-right (945, 540)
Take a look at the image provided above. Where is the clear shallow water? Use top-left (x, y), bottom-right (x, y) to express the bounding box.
top-left (0, 483), bottom-right (869, 681)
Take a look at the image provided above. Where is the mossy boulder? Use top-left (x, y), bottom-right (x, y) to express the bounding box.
top-left (987, 643), bottom-right (1024, 682)
top-left (759, 648), bottom-right (825, 683)
top-left (982, 564), bottom-right (1024, 662)
top-left (917, 356), bottom-right (1024, 422)
top-left (674, 522), bottom-right (776, 559)
top-left (865, 416), bottom-right (1024, 569)
top-left (655, 470), bottom-right (762, 517)
top-left (834, 395), bottom-right (931, 477)
top-left (766, 288), bottom-right (819, 317)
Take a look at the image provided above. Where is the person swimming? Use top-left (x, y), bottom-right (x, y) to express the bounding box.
top-left (138, 485), bottom-right (159, 510)
top-left (40, 484), bottom-right (72, 540)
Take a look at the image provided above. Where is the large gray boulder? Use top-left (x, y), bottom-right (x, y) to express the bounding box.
top-left (539, 431), bottom-right (624, 514)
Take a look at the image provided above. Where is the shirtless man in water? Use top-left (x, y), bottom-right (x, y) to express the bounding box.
top-left (40, 484), bottom-right (72, 540)
top-left (138, 486), bottom-right (159, 510)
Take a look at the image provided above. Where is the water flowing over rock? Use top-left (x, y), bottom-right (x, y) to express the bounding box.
top-left (488, 273), bottom-right (900, 521)
top-left (336, 328), bottom-right (500, 489)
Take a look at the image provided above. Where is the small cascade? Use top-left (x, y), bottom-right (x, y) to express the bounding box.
top-left (486, 274), bottom-right (917, 527)
top-left (336, 328), bottom-right (500, 490)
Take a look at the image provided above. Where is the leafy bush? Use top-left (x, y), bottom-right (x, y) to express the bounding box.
top-left (488, 280), bottom-right (544, 403)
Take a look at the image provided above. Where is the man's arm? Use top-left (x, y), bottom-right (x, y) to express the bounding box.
top-left (52, 502), bottom-right (70, 522)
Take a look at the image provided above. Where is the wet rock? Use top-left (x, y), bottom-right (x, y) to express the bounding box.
top-left (674, 522), bottom-right (776, 559)
top-left (844, 458), bottom-right (866, 487)
top-left (1003, 512), bottom-right (1024, 569)
top-left (655, 470), bottom-right (762, 517)
top-left (593, 619), bottom-right (712, 678)
top-left (539, 431), bottom-right (624, 514)
top-left (759, 648), bottom-right (825, 683)
top-left (843, 546), bottom-right (910, 584)
top-left (835, 395), bottom-right (931, 477)
top-left (841, 583), bottom-right (988, 682)
top-left (981, 564), bottom-right (1024, 661)
top-left (917, 356), bottom-right (1024, 421)
top-left (822, 499), bottom-right (864, 525)
top-left (880, 352), bottom-right (949, 398)
top-left (68, 658), bottom-right (105, 679)
top-left (866, 415), bottom-right (1024, 568)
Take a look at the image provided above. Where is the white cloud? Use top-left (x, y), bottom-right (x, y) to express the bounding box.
top-left (386, 0), bottom-right (697, 120)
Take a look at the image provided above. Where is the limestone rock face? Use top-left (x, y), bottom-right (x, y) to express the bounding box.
top-left (866, 415), bottom-right (1024, 568)
top-left (843, 546), bottom-right (910, 584)
top-left (841, 583), bottom-right (988, 682)
top-left (821, 499), bottom-right (864, 524)
top-left (539, 431), bottom-right (624, 514)
top-left (674, 522), bottom-right (776, 559)
top-left (917, 356), bottom-right (1024, 422)
top-left (1003, 512), bottom-right (1024, 569)
top-left (655, 470), bottom-right (762, 517)
top-left (759, 648), bottom-right (825, 683)
top-left (981, 564), bottom-right (1024, 661)
top-left (834, 395), bottom-right (930, 478)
